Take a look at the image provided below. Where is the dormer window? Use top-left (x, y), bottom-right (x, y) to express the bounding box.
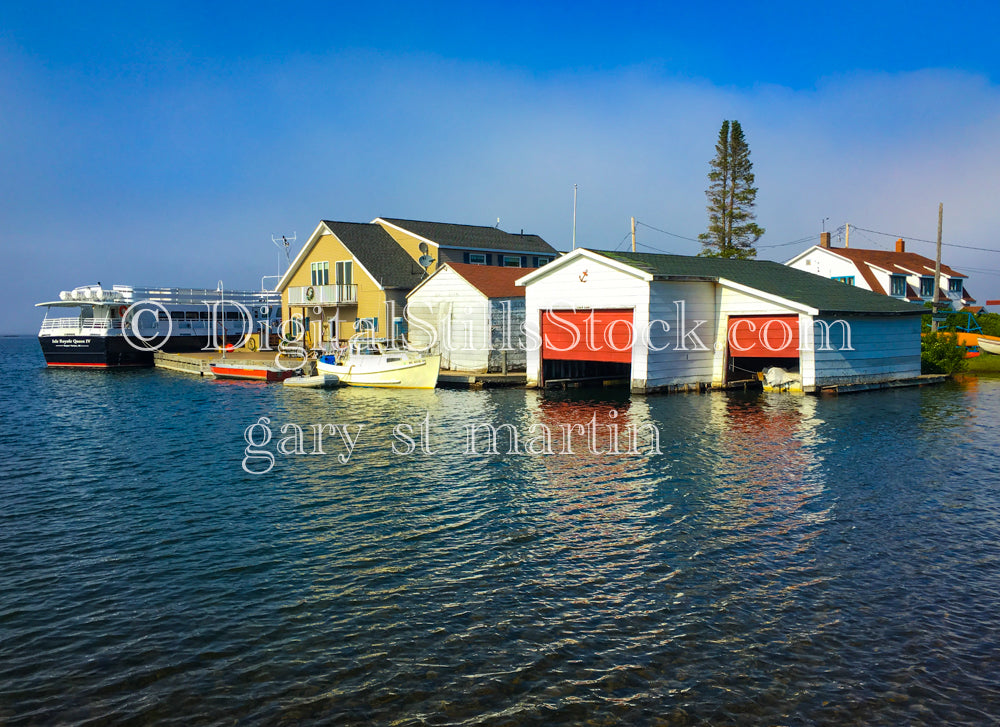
top-left (890, 274), bottom-right (907, 297)
top-left (948, 278), bottom-right (964, 294)
top-left (919, 277), bottom-right (935, 298)
top-left (831, 275), bottom-right (855, 285)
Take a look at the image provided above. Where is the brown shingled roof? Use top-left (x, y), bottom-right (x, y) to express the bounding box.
top-left (829, 247), bottom-right (967, 279)
top-left (447, 262), bottom-right (536, 299)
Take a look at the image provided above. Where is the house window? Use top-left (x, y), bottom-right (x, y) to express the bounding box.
top-left (335, 260), bottom-right (353, 285)
top-left (890, 275), bottom-right (907, 297)
top-left (949, 278), bottom-right (964, 294)
top-left (831, 276), bottom-right (855, 285)
top-left (354, 317), bottom-right (377, 332)
top-left (533, 256), bottom-right (551, 267)
top-left (469, 253), bottom-right (487, 265)
top-left (311, 261), bottom-right (330, 286)
top-left (502, 255), bottom-right (521, 268)
top-left (920, 277), bottom-right (935, 298)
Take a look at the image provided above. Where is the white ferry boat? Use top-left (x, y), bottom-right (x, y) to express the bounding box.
top-left (36, 284), bottom-right (281, 368)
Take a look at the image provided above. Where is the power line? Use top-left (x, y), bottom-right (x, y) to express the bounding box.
top-left (634, 220), bottom-right (703, 244)
top-left (757, 234), bottom-right (817, 249)
top-left (850, 225), bottom-right (1000, 254)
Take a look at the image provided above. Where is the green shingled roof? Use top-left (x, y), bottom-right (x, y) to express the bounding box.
top-left (597, 250), bottom-right (926, 315)
top-left (323, 221), bottom-right (426, 290)
top-left (379, 218), bottom-right (557, 254)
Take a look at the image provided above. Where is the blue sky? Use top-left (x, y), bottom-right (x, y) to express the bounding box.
top-left (3, 1), bottom-right (1000, 332)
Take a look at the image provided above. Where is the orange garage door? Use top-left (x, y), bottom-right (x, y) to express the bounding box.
top-left (727, 315), bottom-right (799, 358)
top-left (541, 309), bottom-right (633, 363)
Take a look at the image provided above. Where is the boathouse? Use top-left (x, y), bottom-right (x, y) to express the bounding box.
top-left (516, 249), bottom-right (925, 394)
top-left (406, 263), bottom-right (534, 373)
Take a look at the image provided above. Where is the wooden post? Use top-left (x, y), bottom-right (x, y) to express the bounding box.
top-left (631, 216), bottom-right (636, 253)
top-left (931, 203), bottom-right (943, 332)
top-left (845, 223), bottom-right (850, 249)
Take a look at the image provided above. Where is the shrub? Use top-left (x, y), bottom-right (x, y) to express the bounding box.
top-left (921, 331), bottom-right (968, 375)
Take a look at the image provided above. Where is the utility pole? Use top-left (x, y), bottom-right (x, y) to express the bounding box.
top-left (572, 184), bottom-right (578, 250)
top-left (631, 216), bottom-right (636, 253)
top-left (845, 223), bottom-right (850, 249)
top-left (931, 203), bottom-right (944, 332)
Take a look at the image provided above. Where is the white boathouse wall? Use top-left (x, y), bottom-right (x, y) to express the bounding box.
top-left (407, 266), bottom-right (490, 372)
top-left (643, 280), bottom-right (717, 391)
top-left (523, 255), bottom-right (650, 389)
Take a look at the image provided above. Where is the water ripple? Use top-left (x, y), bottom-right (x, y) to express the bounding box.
top-left (2, 339), bottom-right (1000, 724)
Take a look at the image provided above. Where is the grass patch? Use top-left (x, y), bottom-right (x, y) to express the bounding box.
top-left (965, 352), bottom-right (1000, 373)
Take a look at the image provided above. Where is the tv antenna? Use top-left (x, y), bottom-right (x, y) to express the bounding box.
top-left (272, 232), bottom-right (296, 274)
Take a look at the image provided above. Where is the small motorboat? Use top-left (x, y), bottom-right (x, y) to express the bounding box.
top-left (316, 334), bottom-right (440, 389)
top-left (978, 337), bottom-right (1000, 355)
top-left (210, 361), bottom-right (298, 382)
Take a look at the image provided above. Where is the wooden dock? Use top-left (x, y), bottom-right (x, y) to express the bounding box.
top-left (154, 350), bottom-right (311, 376)
top-left (438, 370), bottom-right (526, 389)
top-left (818, 374), bottom-right (946, 395)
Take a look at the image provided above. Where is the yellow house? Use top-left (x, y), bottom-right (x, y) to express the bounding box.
top-left (277, 217), bottom-right (559, 349)
top-left (277, 220), bottom-right (425, 348)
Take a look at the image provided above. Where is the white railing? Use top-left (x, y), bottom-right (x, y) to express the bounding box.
top-left (288, 284), bottom-right (358, 305)
top-left (40, 317), bottom-right (120, 333)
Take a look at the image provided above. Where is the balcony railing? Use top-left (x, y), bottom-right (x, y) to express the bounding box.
top-left (288, 284), bottom-right (358, 306)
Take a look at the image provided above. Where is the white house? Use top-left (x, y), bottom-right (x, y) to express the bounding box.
top-left (516, 249), bottom-right (925, 394)
top-left (406, 263), bottom-right (535, 373)
top-left (785, 233), bottom-right (974, 309)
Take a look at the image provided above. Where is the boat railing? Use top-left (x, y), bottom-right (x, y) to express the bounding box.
top-left (131, 287), bottom-right (282, 306)
top-left (40, 317), bottom-right (120, 333)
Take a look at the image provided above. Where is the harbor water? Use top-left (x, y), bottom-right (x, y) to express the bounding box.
top-left (2, 335), bottom-right (999, 725)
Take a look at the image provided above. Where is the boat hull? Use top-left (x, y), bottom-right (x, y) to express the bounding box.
top-left (316, 354), bottom-right (441, 389)
top-left (38, 335), bottom-right (153, 368)
top-left (979, 337), bottom-right (1000, 355)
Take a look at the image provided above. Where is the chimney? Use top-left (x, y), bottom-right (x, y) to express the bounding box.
top-left (820, 232), bottom-right (831, 249)
top-left (896, 238), bottom-right (905, 253)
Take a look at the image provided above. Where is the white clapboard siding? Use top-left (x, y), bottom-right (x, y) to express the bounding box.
top-left (407, 267), bottom-right (490, 372)
top-left (787, 249), bottom-right (875, 292)
top-left (644, 281), bottom-right (717, 388)
top-left (523, 254), bottom-right (649, 387)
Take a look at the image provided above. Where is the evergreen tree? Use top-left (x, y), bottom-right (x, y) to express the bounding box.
top-left (698, 120), bottom-right (764, 259)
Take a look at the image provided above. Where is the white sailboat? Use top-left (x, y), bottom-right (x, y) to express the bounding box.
top-left (316, 334), bottom-right (440, 389)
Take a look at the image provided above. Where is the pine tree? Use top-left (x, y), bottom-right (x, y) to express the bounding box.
top-left (698, 120), bottom-right (764, 259)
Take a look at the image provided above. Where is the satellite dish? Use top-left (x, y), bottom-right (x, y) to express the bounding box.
top-left (418, 255), bottom-right (435, 269)
top-left (418, 242), bottom-right (429, 254)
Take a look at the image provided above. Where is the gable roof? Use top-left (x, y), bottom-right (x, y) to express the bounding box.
top-left (376, 217), bottom-right (558, 254)
top-left (785, 245), bottom-right (974, 304)
top-left (812, 246), bottom-right (967, 279)
top-left (277, 220), bottom-right (426, 292)
top-left (323, 221), bottom-right (426, 289)
top-left (594, 250), bottom-right (925, 316)
top-left (449, 262), bottom-right (536, 298)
